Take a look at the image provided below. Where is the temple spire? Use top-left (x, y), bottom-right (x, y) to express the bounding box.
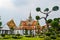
top-left (28, 12), bottom-right (32, 21)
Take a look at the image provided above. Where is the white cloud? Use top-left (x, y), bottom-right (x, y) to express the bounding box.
top-left (0, 0), bottom-right (15, 9)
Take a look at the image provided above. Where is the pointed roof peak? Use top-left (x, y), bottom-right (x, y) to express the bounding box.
top-left (28, 11), bottom-right (32, 21)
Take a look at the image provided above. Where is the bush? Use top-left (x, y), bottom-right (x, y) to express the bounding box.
top-left (17, 36), bottom-right (22, 39)
top-left (1, 34), bottom-right (5, 37)
top-left (12, 36), bottom-right (17, 39)
top-left (39, 35), bottom-right (44, 38)
top-left (16, 34), bottom-right (21, 36)
top-left (57, 34), bottom-right (60, 37)
top-left (12, 36), bottom-right (22, 39)
top-left (56, 31), bottom-right (60, 34)
top-left (3, 35), bottom-right (10, 39)
top-left (25, 35), bottom-right (32, 37)
top-left (44, 36), bottom-right (51, 40)
top-left (3, 37), bottom-right (9, 39)
top-left (51, 32), bottom-right (56, 35)
top-left (45, 32), bottom-right (51, 36)
top-left (50, 35), bottom-right (56, 39)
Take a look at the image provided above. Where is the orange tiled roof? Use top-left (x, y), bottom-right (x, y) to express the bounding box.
top-left (32, 21), bottom-right (37, 26)
top-left (20, 21), bottom-right (37, 26)
top-left (7, 19), bottom-right (16, 29)
top-left (15, 25), bottom-right (42, 30)
top-left (16, 26), bottom-right (35, 30)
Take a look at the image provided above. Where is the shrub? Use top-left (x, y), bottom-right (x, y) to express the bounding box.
top-left (1, 34), bottom-right (5, 37)
top-left (3, 37), bottom-right (9, 39)
top-left (44, 36), bottom-right (51, 40)
top-left (45, 32), bottom-right (51, 36)
top-left (3, 35), bottom-right (10, 39)
top-left (12, 36), bottom-right (17, 39)
top-left (57, 34), bottom-right (60, 37)
top-left (25, 35), bottom-right (32, 37)
top-left (50, 35), bottom-right (56, 39)
top-left (17, 36), bottom-right (22, 39)
top-left (16, 34), bottom-right (21, 36)
top-left (51, 32), bottom-right (56, 35)
top-left (39, 35), bottom-right (44, 38)
top-left (56, 31), bottom-right (60, 34)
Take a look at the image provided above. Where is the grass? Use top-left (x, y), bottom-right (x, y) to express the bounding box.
top-left (0, 36), bottom-right (44, 40)
top-left (0, 35), bottom-right (60, 40)
top-left (0, 36), bottom-right (60, 40)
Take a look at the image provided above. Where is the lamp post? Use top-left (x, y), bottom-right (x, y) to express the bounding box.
top-left (36, 6), bottom-right (59, 30)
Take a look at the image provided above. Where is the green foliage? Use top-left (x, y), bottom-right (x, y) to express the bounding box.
top-left (1, 34), bottom-right (5, 37)
top-left (36, 7), bottom-right (41, 12)
top-left (57, 34), bottom-right (60, 37)
top-left (51, 21), bottom-right (59, 28)
top-left (0, 22), bottom-right (2, 26)
top-left (24, 30), bottom-right (28, 35)
top-left (45, 32), bottom-right (51, 36)
top-left (16, 34), bottom-right (21, 36)
top-left (52, 6), bottom-right (59, 11)
top-left (47, 19), bottom-right (52, 23)
top-left (30, 30), bottom-right (32, 35)
top-left (44, 8), bottom-right (49, 12)
top-left (10, 28), bottom-right (14, 34)
top-left (25, 35), bottom-right (32, 37)
top-left (54, 18), bottom-right (59, 22)
top-left (49, 27), bottom-right (55, 32)
top-left (12, 36), bottom-right (17, 39)
top-left (39, 35), bottom-right (44, 38)
top-left (44, 36), bottom-right (51, 40)
top-left (3, 35), bottom-right (9, 39)
top-left (36, 16), bottom-right (40, 20)
top-left (51, 31), bottom-right (56, 35)
top-left (50, 35), bottom-right (56, 39)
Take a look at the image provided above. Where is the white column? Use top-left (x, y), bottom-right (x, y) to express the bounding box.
top-left (28, 30), bottom-right (30, 35)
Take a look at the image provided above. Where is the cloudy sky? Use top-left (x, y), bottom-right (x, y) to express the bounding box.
top-left (0, 0), bottom-right (60, 27)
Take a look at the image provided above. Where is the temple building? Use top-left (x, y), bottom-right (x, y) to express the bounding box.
top-left (15, 13), bottom-right (40, 35)
top-left (0, 12), bottom-right (42, 35)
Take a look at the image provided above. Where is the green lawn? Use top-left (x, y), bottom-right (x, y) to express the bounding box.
top-left (0, 37), bottom-right (60, 40)
top-left (0, 35), bottom-right (60, 40)
top-left (0, 36), bottom-right (44, 40)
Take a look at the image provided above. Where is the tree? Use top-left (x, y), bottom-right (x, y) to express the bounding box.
top-left (35, 16), bottom-right (40, 35)
top-left (0, 22), bottom-right (2, 27)
top-left (52, 6), bottom-right (59, 11)
top-left (36, 16), bottom-right (40, 20)
top-left (51, 21), bottom-right (59, 31)
top-left (36, 7), bottom-right (41, 12)
top-left (10, 27), bottom-right (14, 34)
top-left (51, 21), bottom-right (59, 28)
top-left (44, 8), bottom-right (49, 12)
top-left (36, 6), bottom-right (59, 31)
top-left (47, 19), bottom-right (52, 23)
top-left (24, 29), bottom-right (28, 35)
top-left (54, 18), bottom-right (59, 22)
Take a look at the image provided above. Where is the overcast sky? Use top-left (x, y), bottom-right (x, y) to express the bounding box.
top-left (0, 0), bottom-right (60, 27)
